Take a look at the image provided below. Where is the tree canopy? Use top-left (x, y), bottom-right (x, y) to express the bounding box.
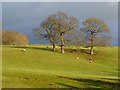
top-left (33, 12), bottom-right (112, 54)
top-left (33, 11), bottom-right (79, 53)
top-left (81, 18), bottom-right (112, 54)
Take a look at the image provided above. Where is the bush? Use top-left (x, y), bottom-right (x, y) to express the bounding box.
top-left (2, 31), bottom-right (29, 45)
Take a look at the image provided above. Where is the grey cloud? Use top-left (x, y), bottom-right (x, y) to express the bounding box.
top-left (2, 2), bottom-right (118, 45)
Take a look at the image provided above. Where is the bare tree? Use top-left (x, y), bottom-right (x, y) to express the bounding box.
top-left (49, 11), bottom-right (79, 53)
top-left (64, 29), bottom-right (84, 46)
top-left (81, 18), bottom-right (111, 55)
top-left (33, 18), bottom-right (60, 52)
top-left (94, 34), bottom-right (112, 46)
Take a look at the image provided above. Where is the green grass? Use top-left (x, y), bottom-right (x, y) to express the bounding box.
top-left (2, 45), bottom-right (119, 88)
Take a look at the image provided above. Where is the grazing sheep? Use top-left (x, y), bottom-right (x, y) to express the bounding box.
top-left (89, 57), bottom-right (93, 63)
top-left (76, 57), bottom-right (79, 59)
top-left (89, 60), bottom-right (93, 63)
top-left (55, 46), bottom-right (58, 48)
top-left (21, 49), bottom-right (26, 52)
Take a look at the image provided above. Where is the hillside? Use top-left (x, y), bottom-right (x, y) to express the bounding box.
top-left (2, 45), bottom-right (119, 88)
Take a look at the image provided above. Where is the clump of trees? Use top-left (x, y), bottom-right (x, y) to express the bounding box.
top-left (33, 11), bottom-right (112, 55)
top-left (33, 11), bottom-right (79, 53)
top-left (2, 31), bottom-right (29, 46)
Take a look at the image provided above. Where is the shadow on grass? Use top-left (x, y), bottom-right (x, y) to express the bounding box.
top-left (117, 69), bottom-right (120, 71)
top-left (57, 82), bottom-right (79, 89)
top-left (9, 45), bottom-right (54, 52)
top-left (9, 45), bottom-right (89, 54)
top-left (29, 47), bottom-right (53, 52)
top-left (57, 76), bottom-right (120, 89)
top-left (8, 45), bottom-right (100, 56)
top-left (64, 48), bottom-right (90, 55)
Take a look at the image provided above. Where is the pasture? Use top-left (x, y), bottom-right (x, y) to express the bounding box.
top-left (2, 45), bottom-right (119, 88)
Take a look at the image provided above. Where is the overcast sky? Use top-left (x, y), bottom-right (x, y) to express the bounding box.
top-left (2, 2), bottom-right (118, 45)
top-left (1, 0), bottom-right (119, 2)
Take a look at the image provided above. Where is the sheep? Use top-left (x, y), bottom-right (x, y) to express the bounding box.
top-left (76, 57), bottom-right (79, 59)
top-left (89, 57), bottom-right (93, 63)
top-left (89, 60), bottom-right (93, 63)
top-left (21, 49), bottom-right (26, 52)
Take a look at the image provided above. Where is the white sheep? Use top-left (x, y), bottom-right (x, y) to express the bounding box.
top-left (21, 49), bottom-right (26, 52)
top-left (89, 60), bottom-right (93, 63)
top-left (89, 57), bottom-right (93, 63)
top-left (76, 57), bottom-right (79, 59)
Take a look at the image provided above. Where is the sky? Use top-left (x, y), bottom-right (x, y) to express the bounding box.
top-left (1, 0), bottom-right (119, 2)
top-left (2, 2), bottom-right (118, 45)
top-left (0, 2), bottom-right (1, 30)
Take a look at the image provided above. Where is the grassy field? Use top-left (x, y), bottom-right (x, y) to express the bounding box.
top-left (2, 45), bottom-right (119, 89)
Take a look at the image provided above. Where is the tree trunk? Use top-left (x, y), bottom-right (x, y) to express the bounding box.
top-left (53, 43), bottom-right (56, 52)
top-left (90, 34), bottom-right (94, 55)
top-left (60, 33), bottom-right (64, 54)
top-left (90, 45), bottom-right (94, 55)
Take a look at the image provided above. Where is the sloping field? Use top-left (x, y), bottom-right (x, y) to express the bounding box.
top-left (2, 45), bottom-right (119, 89)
